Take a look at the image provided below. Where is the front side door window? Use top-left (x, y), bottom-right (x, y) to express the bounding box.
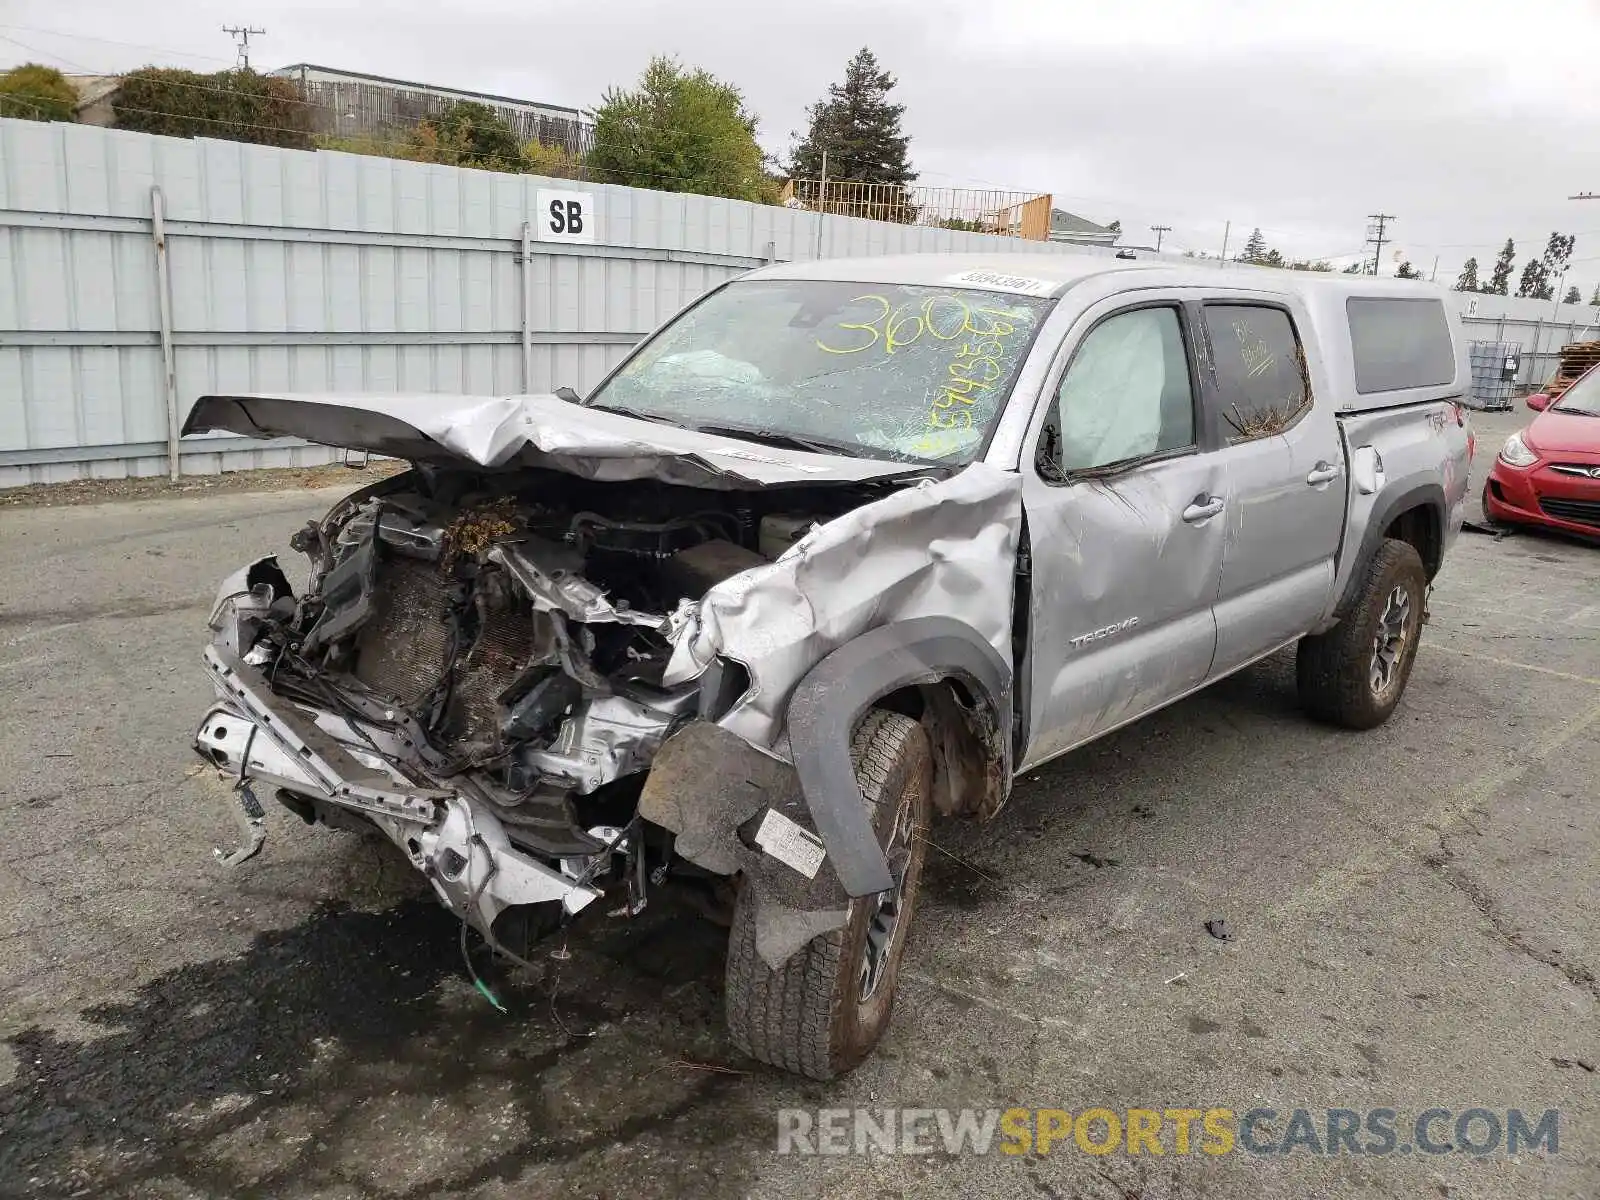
top-left (1049, 306), bottom-right (1196, 473)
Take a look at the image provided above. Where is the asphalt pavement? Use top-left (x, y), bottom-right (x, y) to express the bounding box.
top-left (0, 408), bottom-right (1595, 1199)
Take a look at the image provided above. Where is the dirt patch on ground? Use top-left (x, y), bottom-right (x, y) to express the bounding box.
top-left (0, 462), bottom-right (405, 509)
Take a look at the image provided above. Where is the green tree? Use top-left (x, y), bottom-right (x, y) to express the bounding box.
top-left (522, 139), bottom-right (585, 180)
top-left (1562, 285), bottom-right (1582, 305)
top-left (114, 68), bottom-right (311, 148)
top-left (1342, 261), bottom-right (1364, 274)
top-left (1453, 257), bottom-right (1480, 292)
top-left (1487, 238), bottom-right (1516, 296)
top-left (587, 56), bottom-right (768, 201)
top-left (409, 101), bottom-right (521, 170)
top-left (1516, 256), bottom-right (1551, 299)
top-left (790, 48), bottom-right (916, 197)
top-left (1237, 227), bottom-right (1268, 264)
top-left (0, 63), bottom-right (77, 121)
top-left (1262, 247), bottom-right (1285, 268)
top-left (1395, 260), bottom-right (1422, 279)
top-left (1591, 283), bottom-right (1600, 306)
top-left (1107, 219), bottom-right (1122, 234)
top-left (1520, 232), bottom-right (1579, 301)
top-left (1286, 259), bottom-right (1334, 272)
top-left (1543, 232), bottom-right (1577, 277)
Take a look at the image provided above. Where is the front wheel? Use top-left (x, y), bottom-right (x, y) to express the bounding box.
top-left (1296, 538), bottom-right (1428, 730)
top-left (723, 709), bottom-right (931, 1080)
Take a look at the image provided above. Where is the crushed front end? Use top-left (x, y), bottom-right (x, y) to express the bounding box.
top-left (193, 463), bottom-right (886, 954)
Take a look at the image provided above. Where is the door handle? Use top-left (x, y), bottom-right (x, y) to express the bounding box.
top-left (1182, 496), bottom-right (1225, 524)
top-left (1306, 461), bottom-right (1341, 486)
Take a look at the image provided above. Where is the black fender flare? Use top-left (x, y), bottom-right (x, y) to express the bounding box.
top-left (1334, 482), bottom-right (1445, 619)
top-left (785, 616), bottom-right (1012, 897)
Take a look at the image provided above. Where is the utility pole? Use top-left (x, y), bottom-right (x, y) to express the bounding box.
top-left (1150, 224), bottom-right (1171, 253)
top-left (1219, 221), bottom-right (1231, 265)
top-left (1365, 213), bottom-right (1395, 276)
top-left (222, 25), bottom-right (265, 69)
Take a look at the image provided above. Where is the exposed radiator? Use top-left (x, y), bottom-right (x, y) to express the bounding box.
top-left (351, 557), bottom-right (454, 709)
top-left (351, 556), bottom-right (535, 752)
top-left (450, 597), bottom-right (536, 750)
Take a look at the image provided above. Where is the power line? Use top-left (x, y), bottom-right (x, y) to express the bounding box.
top-left (221, 25), bottom-right (265, 70)
top-left (1150, 224), bottom-right (1171, 252)
top-left (0, 22), bottom-right (235, 68)
top-left (1365, 213), bottom-right (1395, 276)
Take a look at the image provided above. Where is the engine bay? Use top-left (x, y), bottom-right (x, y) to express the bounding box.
top-left (240, 465), bottom-right (891, 857)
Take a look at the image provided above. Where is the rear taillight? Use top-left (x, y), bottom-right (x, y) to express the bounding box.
top-left (1453, 402), bottom-right (1476, 459)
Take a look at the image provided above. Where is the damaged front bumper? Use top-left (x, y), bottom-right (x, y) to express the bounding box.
top-left (194, 642), bottom-right (606, 930)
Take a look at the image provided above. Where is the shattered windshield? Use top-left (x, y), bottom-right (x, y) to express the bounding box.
top-left (586, 279), bottom-right (1055, 464)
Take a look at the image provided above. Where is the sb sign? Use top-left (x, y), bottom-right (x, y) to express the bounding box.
top-left (536, 189), bottom-right (595, 244)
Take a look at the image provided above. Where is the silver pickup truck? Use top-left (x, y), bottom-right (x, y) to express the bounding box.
top-left (186, 254), bottom-right (1474, 1080)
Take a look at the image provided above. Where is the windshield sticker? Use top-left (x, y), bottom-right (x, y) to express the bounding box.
top-left (945, 268), bottom-right (1059, 297)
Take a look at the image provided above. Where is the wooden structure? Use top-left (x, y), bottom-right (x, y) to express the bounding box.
top-left (783, 180), bottom-right (1053, 241)
top-left (1549, 340), bottom-right (1600, 399)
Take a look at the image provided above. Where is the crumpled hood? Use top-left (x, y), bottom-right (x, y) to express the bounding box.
top-left (183, 392), bottom-right (932, 490)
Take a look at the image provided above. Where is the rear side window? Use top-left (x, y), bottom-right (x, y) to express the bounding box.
top-left (1202, 305), bottom-right (1310, 441)
top-left (1346, 297), bottom-right (1455, 394)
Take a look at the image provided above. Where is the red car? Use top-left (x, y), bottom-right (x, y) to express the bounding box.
top-left (1484, 366), bottom-right (1600, 539)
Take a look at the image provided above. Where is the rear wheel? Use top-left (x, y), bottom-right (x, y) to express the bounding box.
top-left (723, 709), bottom-right (931, 1080)
top-left (1297, 538), bottom-right (1427, 730)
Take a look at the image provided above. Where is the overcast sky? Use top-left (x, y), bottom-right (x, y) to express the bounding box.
top-left (5, 0), bottom-right (1600, 293)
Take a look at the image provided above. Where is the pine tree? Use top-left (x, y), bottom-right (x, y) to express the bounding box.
top-left (790, 49), bottom-right (915, 219)
top-left (1543, 232), bottom-right (1577, 277)
top-left (1591, 283), bottom-right (1600, 306)
top-left (1238, 227), bottom-right (1268, 263)
top-left (1563, 285), bottom-right (1582, 305)
top-left (1395, 260), bottom-right (1422, 279)
top-left (1487, 239), bottom-right (1516, 296)
top-left (1454, 257), bottom-right (1480, 292)
top-left (1516, 258), bottom-right (1551, 300)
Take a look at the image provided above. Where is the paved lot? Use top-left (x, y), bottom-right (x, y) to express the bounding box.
top-left (1, 409), bottom-right (1595, 1199)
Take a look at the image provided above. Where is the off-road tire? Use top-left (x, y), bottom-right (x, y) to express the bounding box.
top-left (724, 709), bottom-right (932, 1080)
top-left (1296, 538), bottom-right (1427, 730)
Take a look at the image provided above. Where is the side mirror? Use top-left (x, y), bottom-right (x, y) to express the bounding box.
top-left (1526, 393), bottom-right (1550, 412)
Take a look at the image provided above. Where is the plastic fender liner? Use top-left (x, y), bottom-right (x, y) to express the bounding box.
top-left (638, 720), bottom-right (852, 967)
top-left (786, 615), bottom-right (1012, 897)
top-left (1335, 481), bottom-right (1445, 619)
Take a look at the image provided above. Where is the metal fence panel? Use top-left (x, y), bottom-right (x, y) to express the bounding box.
top-left (9, 117), bottom-right (1595, 486)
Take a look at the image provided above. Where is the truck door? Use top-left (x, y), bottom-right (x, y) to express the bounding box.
top-left (1019, 297), bottom-right (1226, 769)
top-left (1200, 301), bottom-right (1346, 674)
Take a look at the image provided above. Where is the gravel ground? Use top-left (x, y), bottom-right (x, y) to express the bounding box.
top-left (0, 461), bottom-right (402, 509)
top-left (0, 407), bottom-right (1595, 1199)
